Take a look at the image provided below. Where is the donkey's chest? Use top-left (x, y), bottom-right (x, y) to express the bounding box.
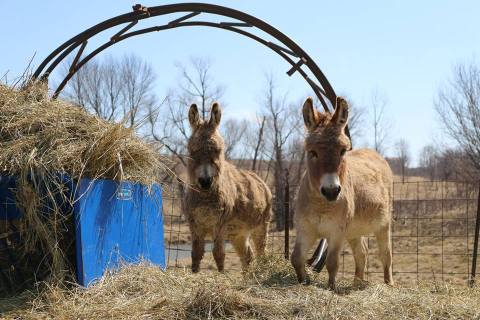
top-left (191, 205), bottom-right (224, 220)
top-left (192, 205), bottom-right (218, 221)
top-left (300, 199), bottom-right (352, 236)
top-left (312, 212), bottom-right (349, 236)
top-left (191, 207), bottom-right (248, 238)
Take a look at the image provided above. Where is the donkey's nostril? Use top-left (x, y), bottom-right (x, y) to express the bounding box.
top-left (320, 187), bottom-right (327, 197)
top-left (198, 177), bottom-right (213, 190)
top-left (321, 185), bottom-right (341, 201)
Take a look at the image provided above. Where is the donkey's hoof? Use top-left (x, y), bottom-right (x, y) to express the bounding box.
top-left (298, 276), bottom-right (311, 286)
top-left (385, 280), bottom-right (395, 287)
top-left (353, 277), bottom-right (369, 289)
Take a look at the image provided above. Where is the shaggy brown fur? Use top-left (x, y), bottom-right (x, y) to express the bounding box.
top-left (184, 103), bottom-right (272, 272)
top-left (291, 97), bottom-right (394, 289)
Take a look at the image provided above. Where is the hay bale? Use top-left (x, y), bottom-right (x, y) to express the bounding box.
top-left (0, 83), bottom-right (171, 292)
top-left (0, 84), bottom-right (168, 183)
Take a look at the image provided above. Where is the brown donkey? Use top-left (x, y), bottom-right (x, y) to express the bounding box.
top-left (184, 103), bottom-right (272, 272)
top-left (291, 97), bottom-right (394, 289)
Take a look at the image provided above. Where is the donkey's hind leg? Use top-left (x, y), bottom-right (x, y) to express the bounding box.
top-left (374, 224), bottom-right (394, 286)
top-left (348, 237), bottom-right (368, 285)
top-left (251, 221), bottom-right (269, 257)
top-left (231, 231), bottom-right (254, 271)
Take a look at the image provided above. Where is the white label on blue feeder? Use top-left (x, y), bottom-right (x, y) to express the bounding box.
top-left (116, 187), bottom-right (133, 200)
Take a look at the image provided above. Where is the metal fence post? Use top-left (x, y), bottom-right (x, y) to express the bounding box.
top-left (284, 169), bottom-right (290, 260)
top-left (470, 181), bottom-right (480, 287)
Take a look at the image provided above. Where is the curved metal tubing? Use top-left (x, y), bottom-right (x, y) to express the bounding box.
top-left (53, 21), bottom-right (329, 111)
top-left (31, 3), bottom-right (337, 112)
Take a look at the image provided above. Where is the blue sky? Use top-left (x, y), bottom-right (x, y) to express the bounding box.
top-left (1, 1), bottom-right (479, 164)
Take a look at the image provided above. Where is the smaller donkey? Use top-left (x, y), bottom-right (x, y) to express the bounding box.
top-left (291, 97), bottom-right (394, 289)
top-left (184, 102), bottom-right (272, 272)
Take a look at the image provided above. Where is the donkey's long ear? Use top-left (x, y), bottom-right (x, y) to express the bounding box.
top-left (209, 102), bottom-right (222, 128)
top-left (331, 96), bottom-right (349, 128)
top-left (302, 97), bottom-right (320, 131)
top-left (188, 104), bottom-right (201, 129)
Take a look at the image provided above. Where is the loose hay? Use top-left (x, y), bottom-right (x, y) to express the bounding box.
top-left (0, 83), bottom-right (171, 291)
top-left (1, 255), bottom-right (479, 319)
top-left (0, 83), bottom-right (169, 183)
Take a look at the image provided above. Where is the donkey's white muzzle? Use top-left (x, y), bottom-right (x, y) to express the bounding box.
top-left (320, 173), bottom-right (341, 201)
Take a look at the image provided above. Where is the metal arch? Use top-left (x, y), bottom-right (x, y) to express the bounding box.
top-left (31, 3), bottom-right (338, 112)
top-left (52, 21), bottom-right (327, 107)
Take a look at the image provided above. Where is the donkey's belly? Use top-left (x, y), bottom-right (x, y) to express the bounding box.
top-left (315, 216), bottom-right (345, 238)
top-left (191, 207), bottom-right (250, 239)
top-left (346, 213), bottom-right (390, 239)
top-left (312, 211), bottom-right (389, 239)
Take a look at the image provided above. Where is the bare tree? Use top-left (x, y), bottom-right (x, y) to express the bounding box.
top-left (261, 74), bottom-right (302, 231)
top-left (370, 90), bottom-right (390, 155)
top-left (148, 57), bottom-right (225, 172)
top-left (147, 95), bottom-right (188, 168)
top-left (395, 138), bottom-right (410, 183)
top-left (284, 136), bottom-right (305, 184)
top-left (176, 57), bottom-right (225, 120)
top-left (344, 98), bottom-right (366, 142)
top-left (436, 148), bottom-right (457, 181)
top-left (102, 57), bottom-right (123, 121)
top-left (434, 147), bottom-right (479, 182)
top-left (64, 58), bottom-right (111, 119)
top-left (62, 54), bottom-right (157, 127)
top-left (249, 115), bottom-right (266, 172)
top-left (420, 144), bottom-right (438, 180)
top-left (221, 118), bottom-right (248, 160)
top-left (121, 54), bottom-right (156, 127)
top-left (435, 61), bottom-right (480, 175)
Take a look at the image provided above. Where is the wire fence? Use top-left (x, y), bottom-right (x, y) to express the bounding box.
top-left (390, 180), bottom-right (479, 285)
top-left (163, 179), bottom-right (480, 285)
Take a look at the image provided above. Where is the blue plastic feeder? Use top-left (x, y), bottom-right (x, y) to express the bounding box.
top-left (0, 175), bottom-right (166, 286)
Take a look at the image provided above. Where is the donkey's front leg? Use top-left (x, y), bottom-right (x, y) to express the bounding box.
top-left (326, 236), bottom-right (344, 290)
top-left (212, 230), bottom-right (226, 272)
top-left (291, 223), bottom-right (317, 284)
top-left (191, 232), bottom-right (205, 273)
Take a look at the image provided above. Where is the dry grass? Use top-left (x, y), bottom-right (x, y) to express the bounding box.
top-left (1, 255), bottom-right (479, 319)
top-left (0, 83), bottom-right (171, 288)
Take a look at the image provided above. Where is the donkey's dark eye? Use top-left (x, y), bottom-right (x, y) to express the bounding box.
top-left (340, 148), bottom-right (347, 156)
top-left (309, 150), bottom-right (318, 159)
